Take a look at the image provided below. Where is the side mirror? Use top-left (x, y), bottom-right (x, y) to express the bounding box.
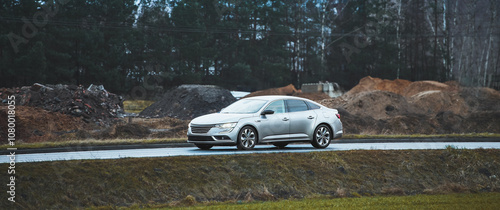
top-left (261, 110), bottom-right (275, 115)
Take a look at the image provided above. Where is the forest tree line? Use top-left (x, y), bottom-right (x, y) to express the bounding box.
top-left (1, 0), bottom-right (499, 97)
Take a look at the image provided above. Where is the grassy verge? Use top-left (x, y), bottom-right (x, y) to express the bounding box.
top-left (2, 133), bottom-right (499, 150)
top-left (1, 149), bottom-right (499, 209)
top-left (342, 133), bottom-right (500, 139)
top-left (0, 138), bottom-right (186, 150)
top-left (160, 193), bottom-right (500, 209)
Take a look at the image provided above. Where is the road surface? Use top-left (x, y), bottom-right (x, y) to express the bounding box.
top-left (2, 142), bottom-right (500, 163)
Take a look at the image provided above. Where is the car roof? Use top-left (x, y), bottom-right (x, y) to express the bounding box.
top-left (242, 95), bottom-right (316, 102)
top-left (240, 95), bottom-right (330, 110)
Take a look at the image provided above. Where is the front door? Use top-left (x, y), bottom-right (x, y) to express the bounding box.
top-left (257, 100), bottom-right (290, 141)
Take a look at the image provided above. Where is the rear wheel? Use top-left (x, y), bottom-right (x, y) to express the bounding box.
top-left (195, 144), bottom-right (213, 150)
top-left (237, 126), bottom-right (257, 150)
top-left (273, 142), bottom-right (289, 149)
top-left (311, 124), bottom-right (331, 149)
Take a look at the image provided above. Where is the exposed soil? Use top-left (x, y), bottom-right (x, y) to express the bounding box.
top-left (139, 85), bottom-right (236, 120)
top-left (0, 83), bottom-right (125, 143)
top-left (0, 83), bottom-right (123, 126)
top-left (0, 106), bottom-right (97, 143)
top-left (325, 90), bottom-right (417, 120)
top-left (243, 84), bottom-right (331, 101)
top-left (1, 77), bottom-right (499, 143)
top-left (320, 76), bottom-right (500, 135)
top-left (242, 84), bottom-right (299, 98)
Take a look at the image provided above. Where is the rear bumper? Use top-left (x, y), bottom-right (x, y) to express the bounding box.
top-left (334, 130), bottom-right (343, 139)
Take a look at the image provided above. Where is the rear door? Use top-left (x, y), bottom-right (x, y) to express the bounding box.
top-left (285, 99), bottom-right (317, 140)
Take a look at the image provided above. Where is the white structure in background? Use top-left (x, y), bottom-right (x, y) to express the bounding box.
top-left (301, 82), bottom-right (344, 98)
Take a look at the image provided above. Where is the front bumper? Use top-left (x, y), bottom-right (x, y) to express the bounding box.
top-left (187, 124), bottom-right (239, 145)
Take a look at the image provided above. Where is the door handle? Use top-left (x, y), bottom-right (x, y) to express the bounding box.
top-left (307, 116), bottom-right (315, 119)
top-left (282, 117), bottom-right (289, 121)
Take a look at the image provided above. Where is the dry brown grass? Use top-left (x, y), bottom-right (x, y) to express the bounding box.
top-left (1, 149), bottom-right (499, 209)
top-left (381, 187), bottom-right (406, 196)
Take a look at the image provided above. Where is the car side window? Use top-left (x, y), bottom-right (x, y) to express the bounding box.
top-left (265, 100), bottom-right (285, 114)
top-left (286, 100), bottom-right (308, 112)
top-left (307, 101), bottom-right (321, 110)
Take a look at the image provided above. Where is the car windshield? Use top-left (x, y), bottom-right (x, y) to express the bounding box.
top-left (220, 99), bottom-right (268, 114)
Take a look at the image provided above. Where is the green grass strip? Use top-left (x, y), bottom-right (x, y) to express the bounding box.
top-left (0, 138), bottom-right (185, 150)
top-left (165, 193), bottom-right (500, 209)
top-left (342, 133), bottom-right (500, 139)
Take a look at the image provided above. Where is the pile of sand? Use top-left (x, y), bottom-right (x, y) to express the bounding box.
top-left (244, 84), bottom-right (331, 101)
top-left (319, 76), bottom-right (500, 134)
top-left (243, 84), bottom-right (299, 98)
top-left (325, 90), bottom-right (416, 120)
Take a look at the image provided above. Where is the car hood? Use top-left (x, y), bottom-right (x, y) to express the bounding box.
top-left (190, 113), bottom-right (254, 125)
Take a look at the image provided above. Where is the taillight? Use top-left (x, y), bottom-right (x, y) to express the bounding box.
top-left (336, 114), bottom-right (341, 119)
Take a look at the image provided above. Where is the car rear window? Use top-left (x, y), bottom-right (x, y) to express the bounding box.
top-left (306, 101), bottom-right (321, 110)
top-left (286, 100), bottom-right (308, 112)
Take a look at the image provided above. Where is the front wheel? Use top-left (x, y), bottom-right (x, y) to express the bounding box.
top-left (195, 144), bottom-right (213, 150)
top-left (237, 126), bottom-right (257, 150)
top-left (311, 124), bottom-right (332, 149)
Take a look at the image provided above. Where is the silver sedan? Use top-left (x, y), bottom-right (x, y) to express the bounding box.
top-left (187, 95), bottom-right (343, 150)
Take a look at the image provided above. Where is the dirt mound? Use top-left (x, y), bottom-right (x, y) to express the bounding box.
top-left (336, 108), bottom-right (384, 134)
top-left (242, 84), bottom-right (331, 101)
top-left (460, 87), bottom-right (500, 113)
top-left (408, 90), bottom-right (468, 116)
top-left (322, 90), bottom-right (416, 120)
top-left (243, 84), bottom-right (298, 98)
top-left (346, 76), bottom-right (454, 97)
top-left (403, 81), bottom-right (451, 97)
top-left (0, 83), bottom-right (123, 126)
top-left (460, 111), bottom-right (500, 133)
top-left (346, 76), bottom-right (413, 96)
top-left (140, 85), bottom-right (236, 120)
top-left (345, 76), bottom-right (382, 95)
top-left (0, 106), bottom-right (95, 143)
top-left (319, 76), bottom-right (500, 135)
top-left (374, 79), bottom-right (412, 95)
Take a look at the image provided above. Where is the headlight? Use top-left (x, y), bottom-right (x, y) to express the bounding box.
top-left (215, 122), bottom-right (237, 129)
top-left (214, 122), bottom-right (237, 133)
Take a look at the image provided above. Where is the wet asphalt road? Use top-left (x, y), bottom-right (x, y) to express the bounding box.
top-left (2, 141), bottom-right (500, 163)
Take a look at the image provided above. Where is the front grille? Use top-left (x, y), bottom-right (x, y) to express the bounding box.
top-left (190, 124), bottom-right (215, 133)
top-left (188, 136), bottom-right (215, 141)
